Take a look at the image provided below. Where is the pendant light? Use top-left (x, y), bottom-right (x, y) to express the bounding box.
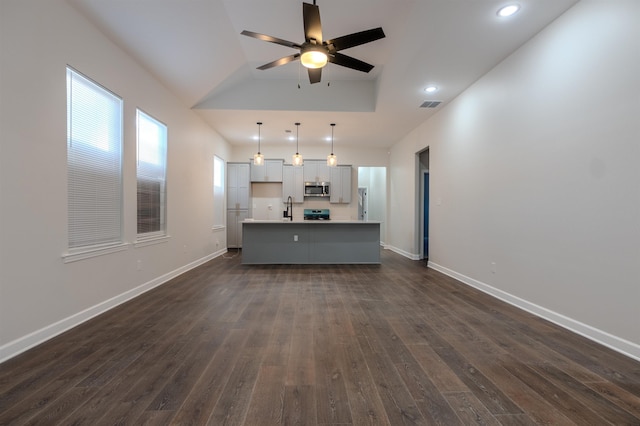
top-left (292, 122), bottom-right (303, 166)
top-left (327, 123), bottom-right (337, 167)
top-left (253, 122), bottom-right (264, 165)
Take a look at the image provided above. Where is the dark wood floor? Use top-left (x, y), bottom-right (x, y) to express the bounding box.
top-left (1, 250), bottom-right (639, 425)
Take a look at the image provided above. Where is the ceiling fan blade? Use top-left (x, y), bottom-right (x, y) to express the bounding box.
top-left (307, 67), bottom-right (322, 84)
top-left (326, 28), bottom-right (386, 52)
top-left (241, 30), bottom-right (301, 49)
top-left (257, 54), bottom-right (300, 70)
top-left (303, 2), bottom-right (322, 43)
top-left (328, 52), bottom-right (375, 73)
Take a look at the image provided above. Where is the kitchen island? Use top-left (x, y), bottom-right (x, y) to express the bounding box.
top-left (241, 220), bottom-right (381, 264)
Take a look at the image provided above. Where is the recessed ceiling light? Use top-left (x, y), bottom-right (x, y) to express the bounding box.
top-left (497, 4), bottom-right (520, 17)
top-left (285, 129), bottom-right (294, 141)
top-left (424, 85), bottom-right (438, 93)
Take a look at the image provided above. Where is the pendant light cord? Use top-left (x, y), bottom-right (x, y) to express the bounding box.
top-left (330, 123), bottom-right (335, 155)
top-left (257, 122), bottom-right (262, 153)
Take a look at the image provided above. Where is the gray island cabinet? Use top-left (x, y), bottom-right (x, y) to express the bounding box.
top-left (241, 220), bottom-right (380, 264)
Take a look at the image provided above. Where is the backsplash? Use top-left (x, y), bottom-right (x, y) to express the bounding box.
top-left (251, 183), bottom-right (355, 220)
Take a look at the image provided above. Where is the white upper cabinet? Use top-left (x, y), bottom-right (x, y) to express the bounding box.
top-left (330, 165), bottom-right (352, 204)
top-left (227, 162), bottom-right (250, 210)
top-left (282, 165), bottom-right (304, 204)
top-left (303, 160), bottom-right (330, 183)
top-left (251, 159), bottom-right (283, 182)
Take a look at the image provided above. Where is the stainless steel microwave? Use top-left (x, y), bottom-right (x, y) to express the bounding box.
top-left (304, 182), bottom-right (330, 197)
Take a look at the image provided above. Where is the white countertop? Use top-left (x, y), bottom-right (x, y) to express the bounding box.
top-left (243, 219), bottom-right (381, 224)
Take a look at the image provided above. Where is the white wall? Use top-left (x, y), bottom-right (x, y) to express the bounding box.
top-left (0, 0), bottom-right (231, 361)
top-left (388, 0), bottom-right (640, 359)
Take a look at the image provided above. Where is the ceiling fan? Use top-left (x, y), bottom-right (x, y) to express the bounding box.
top-left (241, 1), bottom-right (385, 84)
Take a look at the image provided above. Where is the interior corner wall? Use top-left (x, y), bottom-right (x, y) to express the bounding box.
top-left (0, 0), bottom-right (231, 362)
top-left (388, 0), bottom-right (640, 358)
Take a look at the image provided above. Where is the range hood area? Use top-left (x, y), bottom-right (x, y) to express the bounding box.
top-left (243, 159), bottom-right (352, 220)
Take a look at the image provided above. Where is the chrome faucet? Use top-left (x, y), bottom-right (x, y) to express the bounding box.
top-left (286, 196), bottom-right (293, 221)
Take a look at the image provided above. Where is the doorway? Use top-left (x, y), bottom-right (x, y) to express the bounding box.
top-left (423, 172), bottom-right (429, 261)
top-left (357, 167), bottom-right (386, 245)
top-left (418, 149), bottom-right (429, 262)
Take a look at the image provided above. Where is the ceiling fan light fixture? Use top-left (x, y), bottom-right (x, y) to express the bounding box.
top-left (300, 45), bottom-right (328, 69)
top-left (241, 2), bottom-right (385, 83)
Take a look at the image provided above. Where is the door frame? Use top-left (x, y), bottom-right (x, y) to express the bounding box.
top-left (416, 148), bottom-right (429, 261)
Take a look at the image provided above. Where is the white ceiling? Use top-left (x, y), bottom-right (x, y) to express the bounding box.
top-left (68, 0), bottom-right (578, 150)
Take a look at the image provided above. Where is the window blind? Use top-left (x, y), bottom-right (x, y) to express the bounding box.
top-left (213, 155), bottom-right (225, 227)
top-left (67, 67), bottom-right (123, 249)
top-left (136, 109), bottom-right (167, 236)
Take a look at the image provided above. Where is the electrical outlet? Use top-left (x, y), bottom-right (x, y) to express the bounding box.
top-left (491, 262), bottom-right (496, 274)
top-left (294, 235), bottom-right (298, 242)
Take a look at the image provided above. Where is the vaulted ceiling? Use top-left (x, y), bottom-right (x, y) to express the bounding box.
top-left (68, 0), bottom-right (578, 149)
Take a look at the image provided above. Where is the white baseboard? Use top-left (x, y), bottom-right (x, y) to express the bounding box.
top-left (428, 261), bottom-right (640, 362)
top-left (0, 249), bottom-right (227, 364)
top-left (5, 249), bottom-right (637, 364)
top-left (385, 244), bottom-right (421, 260)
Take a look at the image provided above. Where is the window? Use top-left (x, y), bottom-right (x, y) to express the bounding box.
top-left (137, 109), bottom-right (167, 237)
top-left (66, 67), bottom-right (123, 251)
top-left (213, 155), bottom-right (225, 228)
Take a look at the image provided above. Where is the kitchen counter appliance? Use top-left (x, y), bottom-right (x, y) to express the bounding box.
top-left (304, 209), bottom-right (330, 220)
top-left (304, 182), bottom-right (330, 197)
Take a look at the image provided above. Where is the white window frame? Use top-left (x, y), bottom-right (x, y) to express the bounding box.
top-left (136, 108), bottom-right (168, 243)
top-left (64, 67), bottom-right (126, 262)
top-left (213, 155), bottom-right (226, 230)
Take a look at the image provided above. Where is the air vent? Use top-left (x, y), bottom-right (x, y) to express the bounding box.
top-left (420, 100), bottom-right (442, 108)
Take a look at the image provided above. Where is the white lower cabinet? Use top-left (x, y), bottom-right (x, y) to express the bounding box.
top-left (227, 210), bottom-right (248, 248)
